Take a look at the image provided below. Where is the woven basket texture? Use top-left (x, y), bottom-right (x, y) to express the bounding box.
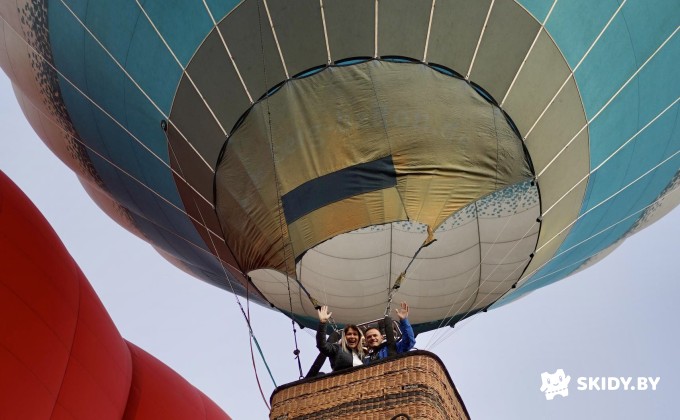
top-left (270, 351), bottom-right (469, 420)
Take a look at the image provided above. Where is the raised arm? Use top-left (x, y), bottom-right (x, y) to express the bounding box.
top-left (394, 302), bottom-right (416, 353)
top-left (316, 306), bottom-right (337, 357)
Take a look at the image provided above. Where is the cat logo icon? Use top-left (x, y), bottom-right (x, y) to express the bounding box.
top-left (540, 369), bottom-right (571, 400)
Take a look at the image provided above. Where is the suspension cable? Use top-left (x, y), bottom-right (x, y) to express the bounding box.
top-left (247, 285), bottom-right (273, 410)
top-left (165, 140), bottom-right (278, 412)
top-left (256, 0), bottom-right (306, 378)
top-left (384, 225), bottom-right (437, 316)
top-left (428, 179), bottom-right (680, 349)
top-left (423, 184), bottom-right (534, 348)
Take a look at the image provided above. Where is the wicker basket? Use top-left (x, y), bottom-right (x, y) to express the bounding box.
top-left (270, 350), bottom-right (469, 420)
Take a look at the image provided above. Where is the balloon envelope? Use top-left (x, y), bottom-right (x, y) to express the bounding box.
top-left (1, 0), bottom-right (678, 332)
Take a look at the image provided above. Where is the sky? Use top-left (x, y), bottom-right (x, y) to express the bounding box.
top-left (2, 71), bottom-right (679, 420)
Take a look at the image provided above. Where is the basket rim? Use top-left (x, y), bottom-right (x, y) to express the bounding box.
top-left (269, 349), bottom-right (470, 418)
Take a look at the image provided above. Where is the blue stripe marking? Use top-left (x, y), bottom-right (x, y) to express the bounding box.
top-left (282, 156), bottom-right (397, 224)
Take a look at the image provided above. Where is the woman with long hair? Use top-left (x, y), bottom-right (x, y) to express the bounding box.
top-left (316, 305), bottom-right (365, 371)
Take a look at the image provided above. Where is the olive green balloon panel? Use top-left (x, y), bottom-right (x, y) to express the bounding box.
top-left (0, 0), bottom-right (677, 333)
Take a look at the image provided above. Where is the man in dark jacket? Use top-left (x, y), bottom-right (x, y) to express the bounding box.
top-left (364, 302), bottom-right (415, 363)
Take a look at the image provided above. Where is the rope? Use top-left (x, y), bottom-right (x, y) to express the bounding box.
top-left (427, 179), bottom-right (680, 350)
top-left (247, 286), bottom-right (273, 410)
top-left (247, 322), bottom-right (278, 388)
top-left (427, 310), bottom-right (479, 350)
top-left (387, 223), bottom-right (394, 316)
top-left (248, 335), bottom-right (271, 411)
top-left (423, 184), bottom-right (534, 348)
top-left (166, 138), bottom-right (279, 387)
top-left (427, 197), bottom-right (663, 349)
top-left (384, 225), bottom-right (437, 317)
top-left (256, 0), bottom-right (305, 379)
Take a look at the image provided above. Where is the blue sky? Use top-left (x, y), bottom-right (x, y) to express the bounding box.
top-left (2, 72), bottom-right (679, 419)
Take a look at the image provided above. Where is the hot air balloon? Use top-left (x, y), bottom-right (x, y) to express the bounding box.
top-left (0, 170), bottom-right (231, 419)
top-left (1, 0), bottom-right (678, 379)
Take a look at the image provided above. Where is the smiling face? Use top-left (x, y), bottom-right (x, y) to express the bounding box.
top-left (365, 328), bottom-right (384, 349)
top-left (344, 326), bottom-right (361, 350)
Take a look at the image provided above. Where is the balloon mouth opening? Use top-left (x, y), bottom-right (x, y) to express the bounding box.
top-left (247, 179), bottom-right (540, 326)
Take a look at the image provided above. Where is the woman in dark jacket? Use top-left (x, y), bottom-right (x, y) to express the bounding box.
top-left (316, 305), bottom-right (365, 371)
